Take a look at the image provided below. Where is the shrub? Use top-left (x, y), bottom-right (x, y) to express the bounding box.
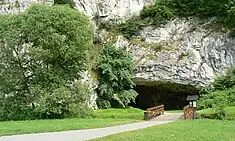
top-left (140, 3), bottom-right (173, 26)
top-left (117, 17), bottom-right (145, 39)
top-left (96, 98), bottom-right (112, 109)
top-left (211, 67), bottom-right (235, 90)
top-left (198, 67), bottom-right (235, 119)
top-left (35, 81), bottom-right (92, 119)
top-left (54, 0), bottom-right (75, 8)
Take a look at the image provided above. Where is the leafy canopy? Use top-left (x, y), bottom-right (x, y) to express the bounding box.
top-left (0, 4), bottom-right (93, 120)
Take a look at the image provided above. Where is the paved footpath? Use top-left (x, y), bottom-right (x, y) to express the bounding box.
top-left (0, 113), bottom-right (182, 141)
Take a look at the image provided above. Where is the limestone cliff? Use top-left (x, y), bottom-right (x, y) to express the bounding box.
top-left (1, 0), bottom-right (235, 88)
top-left (116, 18), bottom-right (235, 87)
top-left (0, 0), bottom-right (152, 20)
top-left (74, 0), bottom-right (152, 20)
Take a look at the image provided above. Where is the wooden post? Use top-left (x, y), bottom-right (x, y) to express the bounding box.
top-left (184, 105), bottom-right (196, 120)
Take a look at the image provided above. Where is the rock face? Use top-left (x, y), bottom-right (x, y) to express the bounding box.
top-left (116, 18), bottom-right (235, 87)
top-left (1, 0), bottom-right (235, 97)
top-left (79, 71), bottom-right (98, 110)
top-left (0, 0), bottom-right (52, 14)
top-left (0, 0), bottom-right (152, 20)
top-left (75, 0), bottom-right (152, 20)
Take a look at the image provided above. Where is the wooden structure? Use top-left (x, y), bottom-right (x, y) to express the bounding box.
top-left (144, 104), bottom-right (164, 120)
top-left (184, 95), bottom-right (198, 120)
top-left (183, 105), bottom-right (196, 120)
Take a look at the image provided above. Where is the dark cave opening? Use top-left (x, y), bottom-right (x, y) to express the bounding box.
top-left (131, 82), bottom-right (199, 110)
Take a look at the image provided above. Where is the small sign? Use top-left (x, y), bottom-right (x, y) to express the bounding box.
top-left (189, 101), bottom-right (193, 107)
top-left (193, 101), bottom-right (197, 108)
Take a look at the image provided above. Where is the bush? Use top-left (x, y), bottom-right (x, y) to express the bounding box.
top-left (97, 98), bottom-right (112, 109)
top-left (140, 3), bottom-right (173, 26)
top-left (211, 67), bottom-right (235, 90)
top-left (54, 0), bottom-right (75, 8)
top-left (198, 67), bottom-right (235, 119)
top-left (97, 44), bottom-right (137, 108)
top-left (198, 106), bottom-right (235, 120)
top-left (0, 4), bottom-right (93, 120)
top-left (117, 17), bottom-right (145, 39)
top-left (35, 81), bottom-right (92, 119)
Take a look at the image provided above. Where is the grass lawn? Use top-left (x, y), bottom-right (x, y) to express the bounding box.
top-left (198, 106), bottom-right (235, 119)
top-left (0, 118), bottom-right (139, 136)
top-left (0, 108), bottom-right (144, 136)
top-left (93, 119), bottom-right (235, 141)
top-left (94, 108), bottom-right (144, 120)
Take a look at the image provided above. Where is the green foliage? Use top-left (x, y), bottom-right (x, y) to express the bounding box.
top-left (0, 5), bottom-right (93, 121)
top-left (212, 67), bottom-right (235, 90)
top-left (54, 0), bottom-right (75, 8)
top-left (140, 2), bottom-right (173, 26)
top-left (198, 106), bottom-right (235, 120)
top-left (198, 67), bottom-right (235, 119)
top-left (35, 81), bottom-right (92, 119)
top-left (96, 98), bottom-right (112, 109)
top-left (141, 0), bottom-right (229, 20)
top-left (98, 19), bottom-right (117, 31)
top-left (117, 90), bottom-right (139, 107)
top-left (198, 87), bottom-right (235, 108)
top-left (117, 17), bottom-right (145, 39)
top-left (97, 44), bottom-right (137, 108)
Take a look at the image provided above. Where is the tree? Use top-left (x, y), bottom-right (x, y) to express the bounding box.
top-left (0, 4), bottom-right (93, 120)
top-left (97, 44), bottom-right (138, 108)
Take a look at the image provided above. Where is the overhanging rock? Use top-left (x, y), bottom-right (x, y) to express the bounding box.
top-left (116, 18), bottom-right (235, 87)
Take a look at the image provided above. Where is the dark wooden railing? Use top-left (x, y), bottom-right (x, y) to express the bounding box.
top-left (144, 104), bottom-right (164, 120)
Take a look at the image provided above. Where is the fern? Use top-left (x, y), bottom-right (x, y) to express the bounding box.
top-left (97, 44), bottom-right (137, 108)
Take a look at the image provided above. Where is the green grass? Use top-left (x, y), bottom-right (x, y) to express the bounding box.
top-left (0, 118), bottom-right (139, 136)
top-left (93, 119), bottom-right (235, 141)
top-left (198, 106), bottom-right (235, 119)
top-left (0, 108), bottom-right (143, 136)
top-left (94, 108), bottom-right (144, 120)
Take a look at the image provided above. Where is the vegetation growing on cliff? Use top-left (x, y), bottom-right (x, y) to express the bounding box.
top-left (100, 0), bottom-right (235, 39)
top-left (54, 0), bottom-right (75, 8)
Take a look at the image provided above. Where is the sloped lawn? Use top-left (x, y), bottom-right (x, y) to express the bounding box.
top-left (0, 108), bottom-right (144, 136)
top-left (93, 119), bottom-right (235, 141)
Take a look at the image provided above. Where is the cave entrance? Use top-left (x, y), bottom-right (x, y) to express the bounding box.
top-left (131, 82), bottom-right (199, 110)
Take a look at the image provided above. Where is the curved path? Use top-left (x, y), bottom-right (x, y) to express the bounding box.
top-left (0, 113), bottom-right (183, 141)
